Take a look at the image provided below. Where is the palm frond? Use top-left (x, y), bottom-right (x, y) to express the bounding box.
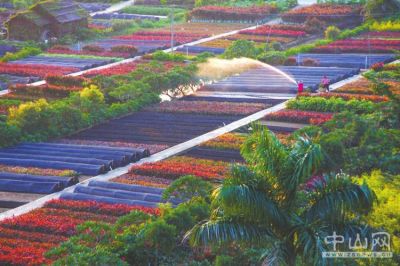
top-left (295, 226), bottom-right (329, 266)
top-left (215, 184), bottom-right (287, 228)
top-left (305, 173), bottom-right (375, 221)
top-left (284, 136), bottom-right (324, 190)
top-left (185, 219), bottom-right (274, 246)
top-left (261, 241), bottom-right (292, 266)
top-left (241, 124), bottom-right (288, 178)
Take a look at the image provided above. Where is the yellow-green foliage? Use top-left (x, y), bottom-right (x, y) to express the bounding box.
top-left (370, 21), bottom-right (400, 32)
top-left (359, 170), bottom-right (400, 254)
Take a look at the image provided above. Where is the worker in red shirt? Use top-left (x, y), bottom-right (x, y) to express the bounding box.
top-left (297, 80), bottom-right (304, 94)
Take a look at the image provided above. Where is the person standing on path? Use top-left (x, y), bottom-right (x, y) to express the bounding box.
top-left (297, 80), bottom-right (304, 94)
top-left (321, 76), bottom-right (330, 92)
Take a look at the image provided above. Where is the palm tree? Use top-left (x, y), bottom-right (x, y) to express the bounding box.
top-left (186, 125), bottom-right (375, 265)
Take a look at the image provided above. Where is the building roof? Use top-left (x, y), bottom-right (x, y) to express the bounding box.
top-left (11, 10), bottom-right (50, 27)
top-left (35, 0), bottom-right (87, 23)
top-left (7, 0), bottom-right (87, 27)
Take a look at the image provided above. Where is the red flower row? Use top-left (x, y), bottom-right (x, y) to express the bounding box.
top-left (9, 83), bottom-right (81, 98)
top-left (265, 109), bottom-right (333, 125)
top-left (0, 63), bottom-right (78, 78)
top-left (189, 5), bottom-right (277, 21)
top-left (201, 133), bottom-right (246, 150)
top-left (114, 34), bottom-right (200, 44)
top-left (240, 26), bottom-right (307, 37)
top-left (129, 156), bottom-right (230, 180)
top-left (313, 38), bottom-right (400, 53)
top-left (299, 92), bottom-right (388, 103)
top-left (114, 174), bottom-right (172, 189)
top-left (148, 100), bottom-right (267, 116)
top-left (44, 199), bottom-right (159, 216)
top-left (84, 60), bottom-right (179, 77)
top-left (0, 245), bottom-right (51, 266)
top-left (0, 200), bottom-right (158, 266)
top-left (84, 61), bottom-right (140, 76)
top-left (47, 48), bottom-right (131, 58)
top-left (282, 4), bottom-right (362, 23)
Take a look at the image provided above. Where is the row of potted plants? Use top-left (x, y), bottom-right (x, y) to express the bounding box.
top-left (264, 109), bottom-right (334, 125)
top-left (129, 156), bottom-right (230, 180)
top-left (227, 34), bottom-right (295, 44)
top-left (188, 5), bottom-right (277, 22)
top-left (281, 4), bottom-right (362, 23)
top-left (114, 32), bottom-right (206, 44)
top-left (200, 133), bottom-right (246, 151)
top-left (148, 100), bottom-right (267, 116)
top-left (298, 92), bottom-right (389, 103)
top-left (240, 26), bottom-right (307, 37)
top-left (58, 139), bottom-right (169, 154)
top-left (9, 84), bottom-right (82, 98)
top-left (0, 164), bottom-right (77, 177)
top-left (113, 174), bottom-right (173, 188)
top-left (0, 199), bottom-right (158, 266)
top-left (0, 63), bottom-right (78, 78)
top-left (313, 38), bottom-right (400, 53)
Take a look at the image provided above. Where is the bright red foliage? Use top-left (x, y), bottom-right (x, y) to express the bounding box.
top-left (240, 25), bottom-right (307, 37)
top-left (0, 200), bottom-right (158, 266)
top-left (0, 63), bottom-right (78, 78)
top-left (129, 156), bottom-right (230, 180)
top-left (313, 39), bottom-right (400, 53)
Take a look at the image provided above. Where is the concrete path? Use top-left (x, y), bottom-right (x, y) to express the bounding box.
top-left (90, 0), bottom-right (135, 16)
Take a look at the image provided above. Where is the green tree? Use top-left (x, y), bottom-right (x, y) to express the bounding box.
top-left (186, 126), bottom-right (375, 265)
top-left (325, 26), bottom-right (341, 40)
top-left (223, 40), bottom-right (259, 59)
top-left (364, 0), bottom-right (400, 20)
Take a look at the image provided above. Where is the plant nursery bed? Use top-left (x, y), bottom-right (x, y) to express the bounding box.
top-left (0, 199), bottom-right (158, 265)
top-left (68, 111), bottom-right (242, 145)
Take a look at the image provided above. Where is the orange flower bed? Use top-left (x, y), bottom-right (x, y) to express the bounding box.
top-left (129, 156), bottom-right (230, 180)
top-left (201, 133), bottom-right (246, 150)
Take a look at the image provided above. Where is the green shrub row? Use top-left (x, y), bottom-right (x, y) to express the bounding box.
top-left (286, 96), bottom-right (377, 113)
top-left (0, 46), bottom-right (41, 62)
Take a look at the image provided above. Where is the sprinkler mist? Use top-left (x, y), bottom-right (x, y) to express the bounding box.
top-left (197, 57), bottom-right (297, 85)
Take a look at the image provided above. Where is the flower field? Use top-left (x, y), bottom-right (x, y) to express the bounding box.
top-left (83, 60), bottom-right (179, 77)
top-left (148, 100), bottom-right (268, 115)
top-left (113, 174), bottom-right (173, 188)
top-left (313, 39), bottom-right (400, 53)
top-left (298, 92), bottom-right (389, 103)
top-left (0, 63), bottom-right (78, 78)
top-left (264, 110), bottom-right (334, 125)
top-left (189, 5), bottom-right (277, 22)
top-left (227, 34), bottom-right (295, 44)
top-left (47, 47), bottom-right (130, 59)
top-left (115, 31), bottom-right (207, 44)
top-left (57, 139), bottom-right (169, 155)
top-left (128, 156), bottom-right (230, 181)
top-left (200, 133), bottom-right (246, 150)
top-left (336, 78), bottom-right (400, 95)
top-left (0, 165), bottom-right (76, 177)
top-left (281, 4), bottom-right (362, 24)
top-left (9, 84), bottom-right (82, 98)
top-left (240, 25), bottom-right (308, 38)
top-left (0, 200), bottom-right (158, 265)
top-left (0, 1), bottom-right (399, 264)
